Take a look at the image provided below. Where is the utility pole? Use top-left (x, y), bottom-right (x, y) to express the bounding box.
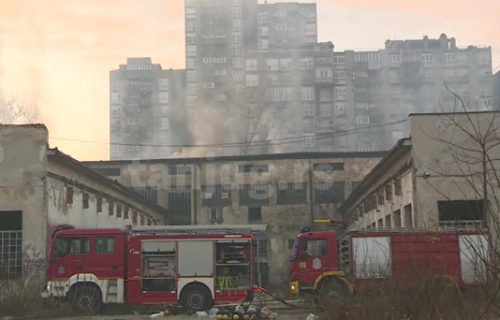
top-left (308, 160), bottom-right (314, 228)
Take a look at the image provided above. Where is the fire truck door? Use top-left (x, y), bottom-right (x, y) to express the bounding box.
top-left (178, 241), bottom-right (214, 276)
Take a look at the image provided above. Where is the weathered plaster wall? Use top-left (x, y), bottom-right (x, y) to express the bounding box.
top-left (47, 158), bottom-right (164, 229)
top-left (0, 124), bottom-right (48, 270)
top-left (410, 112), bottom-right (500, 227)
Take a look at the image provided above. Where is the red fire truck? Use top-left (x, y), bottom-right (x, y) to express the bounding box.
top-left (41, 225), bottom-right (265, 313)
top-left (289, 227), bottom-right (489, 301)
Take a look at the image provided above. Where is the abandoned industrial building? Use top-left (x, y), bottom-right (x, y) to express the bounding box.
top-left (84, 151), bottom-right (384, 289)
top-left (341, 112), bottom-right (500, 232)
top-left (0, 124), bottom-right (165, 278)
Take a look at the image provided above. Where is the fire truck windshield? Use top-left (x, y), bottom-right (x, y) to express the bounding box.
top-left (53, 237), bottom-right (89, 258)
top-left (289, 238), bottom-right (299, 261)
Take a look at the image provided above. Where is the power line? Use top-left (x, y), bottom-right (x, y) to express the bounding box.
top-left (50, 119), bottom-right (407, 149)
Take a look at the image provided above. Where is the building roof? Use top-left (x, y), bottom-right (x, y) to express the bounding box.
top-left (339, 138), bottom-right (412, 213)
top-left (82, 151), bottom-right (387, 166)
top-left (47, 147), bottom-right (166, 218)
top-left (409, 110), bottom-right (500, 117)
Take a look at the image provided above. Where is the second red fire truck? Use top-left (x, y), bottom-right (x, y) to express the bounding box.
top-left (41, 225), bottom-right (265, 313)
top-left (289, 226), bottom-right (489, 301)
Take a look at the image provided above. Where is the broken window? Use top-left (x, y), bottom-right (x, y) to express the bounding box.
top-left (314, 182), bottom-right (345, 203)
top-left (248, 207), bottom-right (262, 223)
top-left (438, 200), bottom-right (483, 226)
top-left (277, 183), bottom-right (306, 205)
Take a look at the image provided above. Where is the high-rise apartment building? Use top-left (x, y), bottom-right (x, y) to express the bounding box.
top-left (181, 2), bottom-right (494, 155)
top-left (332, 34), bottom-right (493, 152)
top-left (110, 58), bottom-right (188, 160)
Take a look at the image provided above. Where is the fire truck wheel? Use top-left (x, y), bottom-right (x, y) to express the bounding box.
top-left (181, 283), bottom-right (212, 312)
top-left (317, 278), bottom-right (345, 309)
top-left (71, 285), bottom-right (102, 314)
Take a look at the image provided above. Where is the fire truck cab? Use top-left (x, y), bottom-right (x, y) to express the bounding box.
top-left (42, 225), bottom-right (265, 313)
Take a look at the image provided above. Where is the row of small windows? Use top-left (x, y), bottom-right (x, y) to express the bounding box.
top-left (199, 182), bottom-right (346, 207)
top-left (65, 186), bottom-right (156, 225)
top-left (353, 178), bottom-right (402, 217)
top-left (353, 51), bottom-right (490, 67)
top-left (167, 163), bottom-right (344, 175)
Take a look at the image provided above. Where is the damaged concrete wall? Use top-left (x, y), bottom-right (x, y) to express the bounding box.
top-left (0, 124), bottom-right (48, 275)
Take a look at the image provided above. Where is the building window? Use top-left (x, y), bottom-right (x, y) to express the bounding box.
top-left (319, 104), bottom-right (330, 117)
top-left (116, 204), bottom-right (122, 218)
top-left (385, 184), bottom-right (393, 201)
top-left (248, 207), bottom-right (262, 223)
top-left (385, 215), bottom-right (391, 228)
top-left (238, 164), bottom-right (268, 173)
top-left (377, 219), bottom-right (383, 228)
top-left (210, 207), bottom-right (223, 224)
top-left (404, 204), bottom-right (412, 227)
top-left (96, 196), bottom-right (102, 213)
top-left (246, 74), bottom-right (259, 87)
top-left (0, 211), bottom-right (22, 278)
top-left (94, 168), bottom-right (121, 177)
top-left (393, 210), bottom-right (401, 227)
top-left (334, 87), bottom-right (346, 100)
top-left (301, 58), bottom-right (314, 70)
top-left (108, 200), bottom-right (114, 216)
top-left (132, 211), bottom-right (138, 224)
top-left (356, 116), bottom-right (370, 124)
top-left (129, 186), bottom-right (158, 204)
top-left (82, 193), bottom-right (89, 209)
top-left (202, 185), bottom-right (231, 207)
top-left (240, 185), bottom-right (270, 206)
top-left (124, 207), bottom-right (129, 219)
top-left (422, 53), bottom-right (433, 67)
top-left (335, 102), bottom-right (346, 117)
top-left (277, 183), bottom-right (306, 205)
top-left (314, 182), bottom-right (345, 203)
top-left (168, 164), bottom-right (192, 175)
top-left (443, 52), bottom-right (456, 66)
top-left (313, 163), bottom-right (344, 172)
top-left (66, 187), bottom-right (74, 205)
top-left (301, 87), bottom-right (314, 101)
top-left (438, 200), bottom-right (483, 225)
top-left (394, 178), bottom-right (402, 196)
top-left (378, 191), bottom-right (385, 205)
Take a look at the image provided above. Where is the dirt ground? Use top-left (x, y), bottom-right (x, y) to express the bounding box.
top-left (41, 309), bottom-right (314, 320)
